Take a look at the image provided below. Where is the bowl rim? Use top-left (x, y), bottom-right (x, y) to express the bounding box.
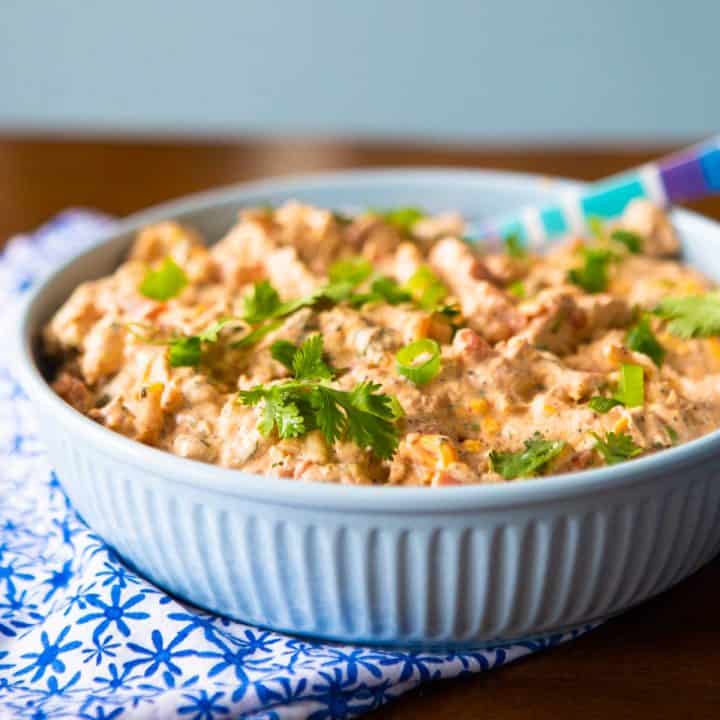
top-left (14, 167), bottom-right (720, 513)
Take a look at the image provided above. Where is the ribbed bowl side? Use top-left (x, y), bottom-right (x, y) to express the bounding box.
top-left (42, 418), bottom-right (720, 647)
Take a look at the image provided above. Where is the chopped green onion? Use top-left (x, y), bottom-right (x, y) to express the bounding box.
top-left (614, 363), bottom-right (644, 408)
top-left (405, 265), bottom-right (448, 311)
top-left (328, 256), bottom-right (373, 286)
top-left (395, 338), bottom-right (441, 386)
top-left (139, 257), bottom-right (188, 301)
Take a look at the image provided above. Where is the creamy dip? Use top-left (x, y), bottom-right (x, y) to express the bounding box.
top-left (44, 200), bottom-right (720, 485)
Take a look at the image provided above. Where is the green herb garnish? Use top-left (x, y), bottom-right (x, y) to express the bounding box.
top-left (613, 363), bottom-right (645, 408)
top-left (395, 338), bottom-right (441, 386)
top-left (328, 256), bottom-right (373, 286)
top-left (270, 334), bottom-right (334, 381)
top-left (508, 280), bottom-right (526, 299)
top-left (567, 248), bottom-right (613, 293)
top-left (139, 257), bottom-right (188, 301)
top-left (489, 434), bottom-right (566, 480)
top-left (372, 207), bottom-right (426, 235)
top-left (665, 425), bottom-right (679, 444)
top-left (241, 280), bottom-right (282, 324)
top-left (588, 362), bottom-right (644, 413)
top-left (405, 265), bottom-right (448, 311)
top-left (654, 292), bottom-right (720, 338)
top-left (239, 335), bottom-right (401, 459)
top-left (626, 316), bottom-right (665, 366)
top-left (587, 215), bottom-right (605, 240)
top-left (504, 233), bottom-right (527, 259)
top-left (588, 396), bottom-right (623, 414)
top-left (591, 431), bottom-right (643, 465)
top-left (167, 317), bottom-right (240, 367)
top-left (611, 228), bottom-right (643, 254)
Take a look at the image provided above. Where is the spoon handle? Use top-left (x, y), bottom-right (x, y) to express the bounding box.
top-left (488, 137), bottom-right (720, 247)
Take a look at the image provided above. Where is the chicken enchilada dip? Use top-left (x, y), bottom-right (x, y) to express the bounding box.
top-left (44, 200), bottom-right (720, 485)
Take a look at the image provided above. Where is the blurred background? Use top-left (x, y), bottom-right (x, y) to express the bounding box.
top-left (0, 0), bottom-right (718, 238)
top-left (1, 0), bottom-right (717, 141)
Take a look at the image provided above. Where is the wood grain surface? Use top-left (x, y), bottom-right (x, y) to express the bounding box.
top-left (2, 134), bottom-right (719, 720)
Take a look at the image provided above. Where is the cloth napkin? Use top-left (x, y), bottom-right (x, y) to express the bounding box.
top-left (0, 211), bottom-right (592, 720)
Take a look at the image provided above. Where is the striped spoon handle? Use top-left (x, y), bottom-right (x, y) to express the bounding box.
top-left (488, 136), bottom-right (720, 247)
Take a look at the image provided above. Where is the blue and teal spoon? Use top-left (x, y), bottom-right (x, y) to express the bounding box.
top-left (482, 136), bottom-right (720, 247)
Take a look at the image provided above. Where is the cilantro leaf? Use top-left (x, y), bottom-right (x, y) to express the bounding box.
top-left (270, 340), bottom-right (299, 373)
top-left (611, 228), bottom-right (643, 253)
top-left (654, 292), bottom-right (720, 338)
top-left (242, 280), bottom-right (282, 324)
top-left (588, 396), bottom-right (623, 414)
top-left (504, 233), bottom-right (527, 259)
top-left (292, 335), bottom-right (334, 381)
top-left (591, 431), bottom-right (643, 465)
top-left (168, 336), bottom-right (202, 367)
top-left (626, 316), bottom-right (665, 366)
top-left (320, 382), bottom-right (398, 459)
top-left (489, 434), bottom-right (566, 480)
top-left (238, 378), bottom-right (401, 459)
top-left (198, 317), bottom-right (238, 343)
top-left (238, 382), bottom-right (311, 440)
top-left (567, 248), bottom-right (613, 293)
top-left (139, 257), bottom-right (188, 301)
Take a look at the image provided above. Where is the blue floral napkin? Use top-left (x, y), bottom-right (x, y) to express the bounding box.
top-left (0, 211), bottom-right (591, 719)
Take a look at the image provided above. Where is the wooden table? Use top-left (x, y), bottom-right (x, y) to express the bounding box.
top-left (2, 135), bottom-right (719, 719)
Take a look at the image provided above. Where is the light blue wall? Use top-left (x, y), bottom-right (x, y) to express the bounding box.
top-left (0, 0), bottom-right (717, 141)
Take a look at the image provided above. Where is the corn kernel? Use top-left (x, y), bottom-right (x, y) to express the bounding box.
top-left (438, 442), bottom-right (458, 468)
top-left (543, 403), bottom-right (558, 416)
top-left (481, 417), bottom-right (500, 435)
top-left (469, 397), bottom-right (489, 415)
top-left (613, 416), bottom-right (629, 433)
top-left (462, 439), bottom-right (484, 453)
top-left (411, 315), bottom-right (432, 341)
top-left (707, 338), bottom-right (720, 364)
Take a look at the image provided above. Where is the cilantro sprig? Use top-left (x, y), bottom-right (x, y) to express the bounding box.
top-left (271, 335), bottom-right (334, 381)
top-left (654, 292), bottom-right (720, 338)
top-left (591, 431), bottom-right (643, 465)
top-left (239, 335), bottom-right (401, 459)
top-left (139, 257), bottom-right (188, 301)
top-left (489, 434), bottom-right (566, 480)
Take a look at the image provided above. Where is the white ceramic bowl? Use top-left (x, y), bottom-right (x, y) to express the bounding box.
top-left (14, 170), bottom-right (720, 648)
